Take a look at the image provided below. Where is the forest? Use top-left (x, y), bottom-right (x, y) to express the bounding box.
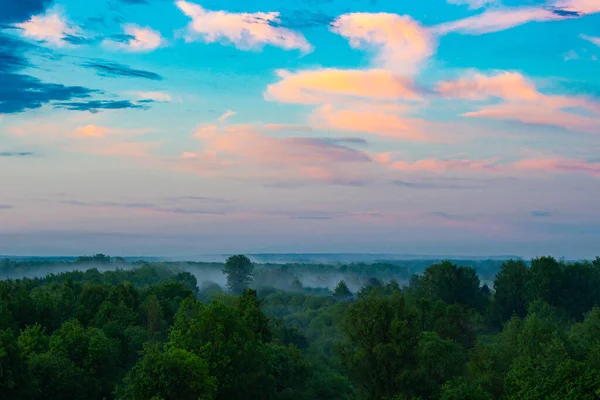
top-left (1, 254), bottom-right (600, 399)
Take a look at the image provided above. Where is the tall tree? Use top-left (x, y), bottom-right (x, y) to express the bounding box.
top-left (333, 281), bottom-right (352, 298)
top-left (493, 259), bottom-right (529, 323)
top-left (223, 255), bottom-right (254, 295)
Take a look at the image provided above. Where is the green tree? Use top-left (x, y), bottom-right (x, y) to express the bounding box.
top-left (493, 259), bottom-right (529, 323)
top-left (119, 344), bottom-right (216, 400)
top-left (333, 281), bottom-right (353, 298)
top-left (337, 291), bottom-right (420, 400)
top-left (223, 255), bottom-right (254, 295)
top-left (18, 324), bottom-right (48, 358)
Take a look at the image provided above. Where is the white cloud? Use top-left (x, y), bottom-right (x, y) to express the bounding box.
top-left (16, 12), bottom-right (81, 47)
top-left (175, 1), bottom-right (313, 53)
top-left (218, 110), bottom-right (236, 122)
top-left (130, 92), bottom-right (172, 102)
top-left (104, 25), bottom-right (164, 52)
top-left (447, 0), bottom-right (501, 9)
top-left (581, 34), bottom-right (600, 47)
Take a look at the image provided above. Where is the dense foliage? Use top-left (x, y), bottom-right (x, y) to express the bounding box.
top-left (1, 255), bottom-right (600, 399)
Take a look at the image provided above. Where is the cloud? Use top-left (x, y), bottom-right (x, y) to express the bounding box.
top-left (438, 71), bottom-right (539, 101)
top-left (430, 211), bottom-right (473, 221)
top-left (60, 200), bottom-right (225, 216)
top-left (447, 0), bottom-right (500, 9)
top-left (0, 152), bottom-right (35, 157)
top-left (218, 110), bottom-right (236, 122)
top-left (0, 35), bottom-right (96, 114)
top-left (0, 205), bottom-right (14, 210)
top-left (439, 71), bottom-right (600, 132)
top-left (54, 100), bottom-right (151, 113)
top-left (462, 103), bottom-right (600, 131)
top-left (68, 141), bottom-right (160, 158)
top-left (80, 61), bottom-right (163, 80)
top-left (555, 0), bottom-right (600, 14)
top-left (180, 123), bottom-right (374, 185)
top-left (265, 68), bottom-right (423, 104)
top-left (530, 210), bottom-right (552, 218)
top-left (16, 12), bottom-right (82, 47)
top-left (434, 7), bottom-right (562, 35)
top-left (118, 0), bottom-right (150, 5)
top-left (393, 179), bottom-right (480, 190)
top-left (103, 24), bottom-right (164, 52)
top-left (581, 34), bottom-right (600, 47)
top-left (163, 196), bottom-right (232, 204)
top-left (176, 0), bottom-right (313, 53)
top-left (129, 91), bottom-right (171, 102)
top-left (1, 0), bottom-right (53, 24)
top-left (375, 153), bottom-right (502, 174)
top-left (72, 125), bottom-right (147, 138)
top-left (435, 0), bottom-right (600, 36)
top-left (510, 158), bottom-right (600, 177)
top-left (311, 105), bottom-right (450, 142)
top-left (330, 12), bottom-right (435, 74)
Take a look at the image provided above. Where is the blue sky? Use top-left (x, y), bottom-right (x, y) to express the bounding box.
top-left (1, 0), bottom-right (600, 258)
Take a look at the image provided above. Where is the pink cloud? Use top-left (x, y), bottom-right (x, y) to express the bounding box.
top-left (180, 124), bottom-right (375, 184)
top-left (311, 105), bottom-right (454, 142)
top-left (462, 103), bottom-right (600, 131)
top-left (581, 34), bottom-right (600, 47)
top-left (330, 13), bottom-right (435, 74)
top-left (510, 158), bottom-right (600, 177)
top-left (439, 71), bottom-right (600, 132)
top-left (16, 12), bottom-right (81, 47)
top-left (265, 68), bottom-right (422, 104)
top-left (218, 110), bottom-right (236, 122)
top-left (176, 1), bottom-right (312, 53)
top-left (103, 24), bottom-right (164, 52)
top-left (71, 125), bottom-right (148, 138)
top-left (434, 7), bottom-right (561, 35)
top-left (437, 71), bottom-right (539, 101)
top-left (383, 157), bottom-right (501, 173)
top-left (435, 0), bottom-right (600, 36)
top-left (555, 0), bottom-right (600, 14)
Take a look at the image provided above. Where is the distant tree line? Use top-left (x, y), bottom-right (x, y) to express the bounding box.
top-left (1, 255), bottom-right (600, 399)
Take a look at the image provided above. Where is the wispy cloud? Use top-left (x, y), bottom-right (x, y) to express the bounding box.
top-left (218, 110), bottom-right (236, 122)
top-left (80, 60), bottom-right (163, 80)
top-left (60, 200), bottom-right (226, 215)
top-left (176, 1), bottom-right (313, 53)
top-left (0, 152), bottom-right (35, 157)
top-left (531, 210), bottom-right (552, 217)
top-left (430, 211), bottom-right (473, 221)
top-left (0, 35), bottom-right (95, 114)
top-left (179, 123), bottom-right (375, 185)
top-left (438, 71), bottom-right (600, 132)
top-left (103, 24), bottom-right (164, 52)
top-left (0, 205), bottom-right (14, 210)
top-left (447, 0), bottom-right (500, 10)
top-left (54, 100), bottom-right (151, 113)
top-left (129, 92), bottom-right (172, 103)
top-left (581, 34), bottom-right (600, 47)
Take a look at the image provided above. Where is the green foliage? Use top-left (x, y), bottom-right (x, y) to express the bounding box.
top-left (222, 255), bottom-right (254, 294)
top-left (119, 344), bottom-right (216, 400)
top-left (333, 280), bottom-right (352, 298)
top-left (2, 254), bottom-right (600, 400)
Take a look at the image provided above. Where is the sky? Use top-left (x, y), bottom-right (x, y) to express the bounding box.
top-left (1, 0), bottom-right (600, 258)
